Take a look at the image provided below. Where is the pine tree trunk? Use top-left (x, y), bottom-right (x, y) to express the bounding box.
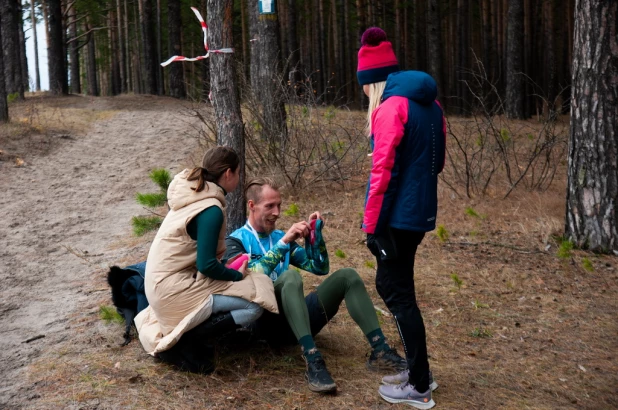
top-left (140, 0), bottom-right (157, 94)
top-left (505, 0), bottom-right (524, 118)
top-left (287, 0), bottom-right (300, 88)
top-left (156, 0), bottom-right (163, 95)
top-left (565, 0), bottom-right (618, 253)
top-left (456, 0), bottom-right (469, 114)
top-left (110, 10), bottom-right (120, 95)
top-left (0, 10), bottom-right (8, 122)
top-left (543, 0), bottom-right (556, 114)
top-left (167, 0), bottom-right (185, 98)
top-left (256, 1), bottom-right (288, 145)
top-left (117, 0), bottom-right (127, 93)
top-left (86, 23), bottom-right (99, 96)
top-left (124, 0), bottom-right (132, 92)
top-left (426, 0), bottom-right (442, 99)
top-left (248, 0), bottom-right (261, 98)
top-left (48, 0), bottom-right (67, 95)
top-left (206, 0), bottom-right (246, 234)
top-left (16, 0), bottom-right (27, 95)
top-left (69, 11), bottom-right (80, 94)
top-left (1, 0), bottom-right (19, 96)
top-left (31, 0), bottom-right (41, 91)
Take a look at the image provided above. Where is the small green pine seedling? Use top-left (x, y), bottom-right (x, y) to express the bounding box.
top-left (470, 327), bottom-right (492, 338)
top-left (451, 273), bottom-right (463, 290)
top-left (500, 129), bottom-right (510, 142)
top-left (581, 257), bottom-right (594, 272)
top-left (527, 133), bottom-right (535, 141)
top-left (99, 305), bottom-right (124, 324)
top-left (365, 260), bottom-right (376, 269)
top-left (335, 249), bottom-right (346, 258)
top-left (506, 280), bottom-right (514, 289)
top-left (132, 215), bottom-right (162, 236)
top-left (465, 207), bottom-right (481, 218)
top-left (472, 300), bottom-right (489, 309)
top-left (149, 168), bottom-right (172, 191)
top-left (136, 192), bottom-right (167, 208)
top-left (436, 225), bottom-right (449, 242)
top-left (284, 203), bottom-right (299, 217)
top-left (557, 239), bottom-right (574, 259)
top-left (7, 92), bottom-right (19, 104)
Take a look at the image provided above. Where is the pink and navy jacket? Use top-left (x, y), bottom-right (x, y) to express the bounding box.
top-left (362, 70), bottom-right (446, 235)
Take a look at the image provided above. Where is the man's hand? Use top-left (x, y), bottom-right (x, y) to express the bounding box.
top-left (308, 211), bottom-right (323, 223)
top-left (282, 221), bottom-right (311, 244)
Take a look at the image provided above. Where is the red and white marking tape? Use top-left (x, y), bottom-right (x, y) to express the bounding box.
top-left (161, 7), bottom-right (233, 67)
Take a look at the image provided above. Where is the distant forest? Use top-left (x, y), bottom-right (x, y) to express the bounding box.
top-left (1, 0), bottom-right (574, 115)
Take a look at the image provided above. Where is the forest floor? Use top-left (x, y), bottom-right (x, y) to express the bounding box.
top-left (0, 94), bottom-right (616, 410)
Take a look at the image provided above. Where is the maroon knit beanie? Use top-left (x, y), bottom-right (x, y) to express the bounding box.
top-left (357, 27), bottom-right (399, 85)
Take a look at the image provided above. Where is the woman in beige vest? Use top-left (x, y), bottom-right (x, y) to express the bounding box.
top-left (136, 146), bottom-right (278, 373)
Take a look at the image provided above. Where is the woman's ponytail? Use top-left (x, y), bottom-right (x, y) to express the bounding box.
top-left (187, 146), bottom-right (239, 192)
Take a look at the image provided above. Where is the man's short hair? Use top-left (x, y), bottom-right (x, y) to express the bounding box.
top-left (245, 177), bottom-right (280, 203)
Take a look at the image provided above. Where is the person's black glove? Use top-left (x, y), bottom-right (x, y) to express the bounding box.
top-left (366, 234), bottom-right (380, 258)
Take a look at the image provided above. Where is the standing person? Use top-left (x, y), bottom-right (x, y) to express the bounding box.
top-left (135, 147), bottom-right (278, 374)
top-left (358, 27), bottom-right (445, 409)
top-left (224, 177), bottom-right (407, 394)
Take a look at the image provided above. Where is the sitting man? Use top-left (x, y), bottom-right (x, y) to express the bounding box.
top-left (225, 177), bottom-right (406, 393)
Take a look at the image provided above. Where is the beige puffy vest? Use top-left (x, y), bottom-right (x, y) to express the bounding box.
top-left (136, 169), bottom-right (278, 355)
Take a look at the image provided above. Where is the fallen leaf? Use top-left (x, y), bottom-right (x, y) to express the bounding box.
top-left (114, 362), bottom-right (120, 369)
top-left (559, 378), bottom-right (567, 382)
top-left (578, 365), bottom-right (586, 372)
top-left (15, 158), bottom-right (24, 167)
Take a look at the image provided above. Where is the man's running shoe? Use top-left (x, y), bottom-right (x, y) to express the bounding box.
top-left (366, 347), bottom-right (407, 372)
top-left (305, 357), bottom-right (337, 393)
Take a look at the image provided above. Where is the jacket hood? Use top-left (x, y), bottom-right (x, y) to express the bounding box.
top-left (167, 169), bottom-right (226, 211)
top-left (382, 70), bottom-right (437, 105)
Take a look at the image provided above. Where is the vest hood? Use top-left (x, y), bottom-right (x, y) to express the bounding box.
top-left (167, 169), bottom-right (226, 211)
top-left (382, 70), bottom-right (437, 105)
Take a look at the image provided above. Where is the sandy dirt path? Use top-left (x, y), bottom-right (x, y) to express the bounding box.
top-left (0, 97), bottom-right (199, 407)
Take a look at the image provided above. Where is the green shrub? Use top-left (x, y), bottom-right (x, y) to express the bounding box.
top-left (132, 215), bottom-right (162, 236)
top-left (364, 260), bottom-right (375, 269)
top-left (581, 257), bottom-right (594, 271)
top-left (99, 305), bottom-right (124, 324)
top-left (136, 192), bottom-right (167, 208)
top-left (335, 249), bottom-right (346, 258)
top-left (470, 327), bottom-right (492, 338)
top-left (149, 168), bottom-right (172, 191)
top-left (557, 239), bottom-right (574, 259)
top-left (436, 225), bottom-right (449, 242)
top-left (451, 273), bottom-right (463, 290)
top-left (284, 203), bottom-right (299, 217)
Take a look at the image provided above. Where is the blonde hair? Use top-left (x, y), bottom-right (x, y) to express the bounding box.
top-left (366, 81), bottom-right (387, 136)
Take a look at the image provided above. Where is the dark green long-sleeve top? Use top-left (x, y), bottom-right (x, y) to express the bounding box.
top-left (186, 206), bottom-right (243, 282)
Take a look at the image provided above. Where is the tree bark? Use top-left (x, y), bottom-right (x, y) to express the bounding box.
top-left (426, 0), bottom-right (442, 99)
top-left (31, 0), bottom-right (41, 91)
top-left (117, 0), bottom-right (127, 93)
top-left (456, 0), bottom-right (469, 114)
top-left (69, 9), bottom-right (80, 94)
top-left (565, 0), bottom-right (618, 253)
top-left (86, 23), bottom-right (99, 96)
top-left (287, 0), bottom-right (300, 88)
top-left (1, 0), bottom-right (21, 96)
top-left (140, 0), bottom-right (157, 94)
top-left (207, 0), bottom-right (246, 233)
top-left (255, 0), bottom-right (288, 145)
top-left (248, 0), bottom-right (261, 98)
top-left (0, 10), bottom-right (8, 122)
top-left (48, 0), bottom-right (67, 95)
top-left (166, 0), bottom-right (186, 98)
top-left (505, 0), bottom-right (524, 118)
top-left (17, 0), bottom-right (27, 94)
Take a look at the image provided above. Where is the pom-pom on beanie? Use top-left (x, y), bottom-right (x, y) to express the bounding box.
top-left (357, 27), bottom-right (399, 86)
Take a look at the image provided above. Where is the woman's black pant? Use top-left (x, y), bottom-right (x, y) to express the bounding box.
top-left (374, 228), bottom-right (430, 392)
